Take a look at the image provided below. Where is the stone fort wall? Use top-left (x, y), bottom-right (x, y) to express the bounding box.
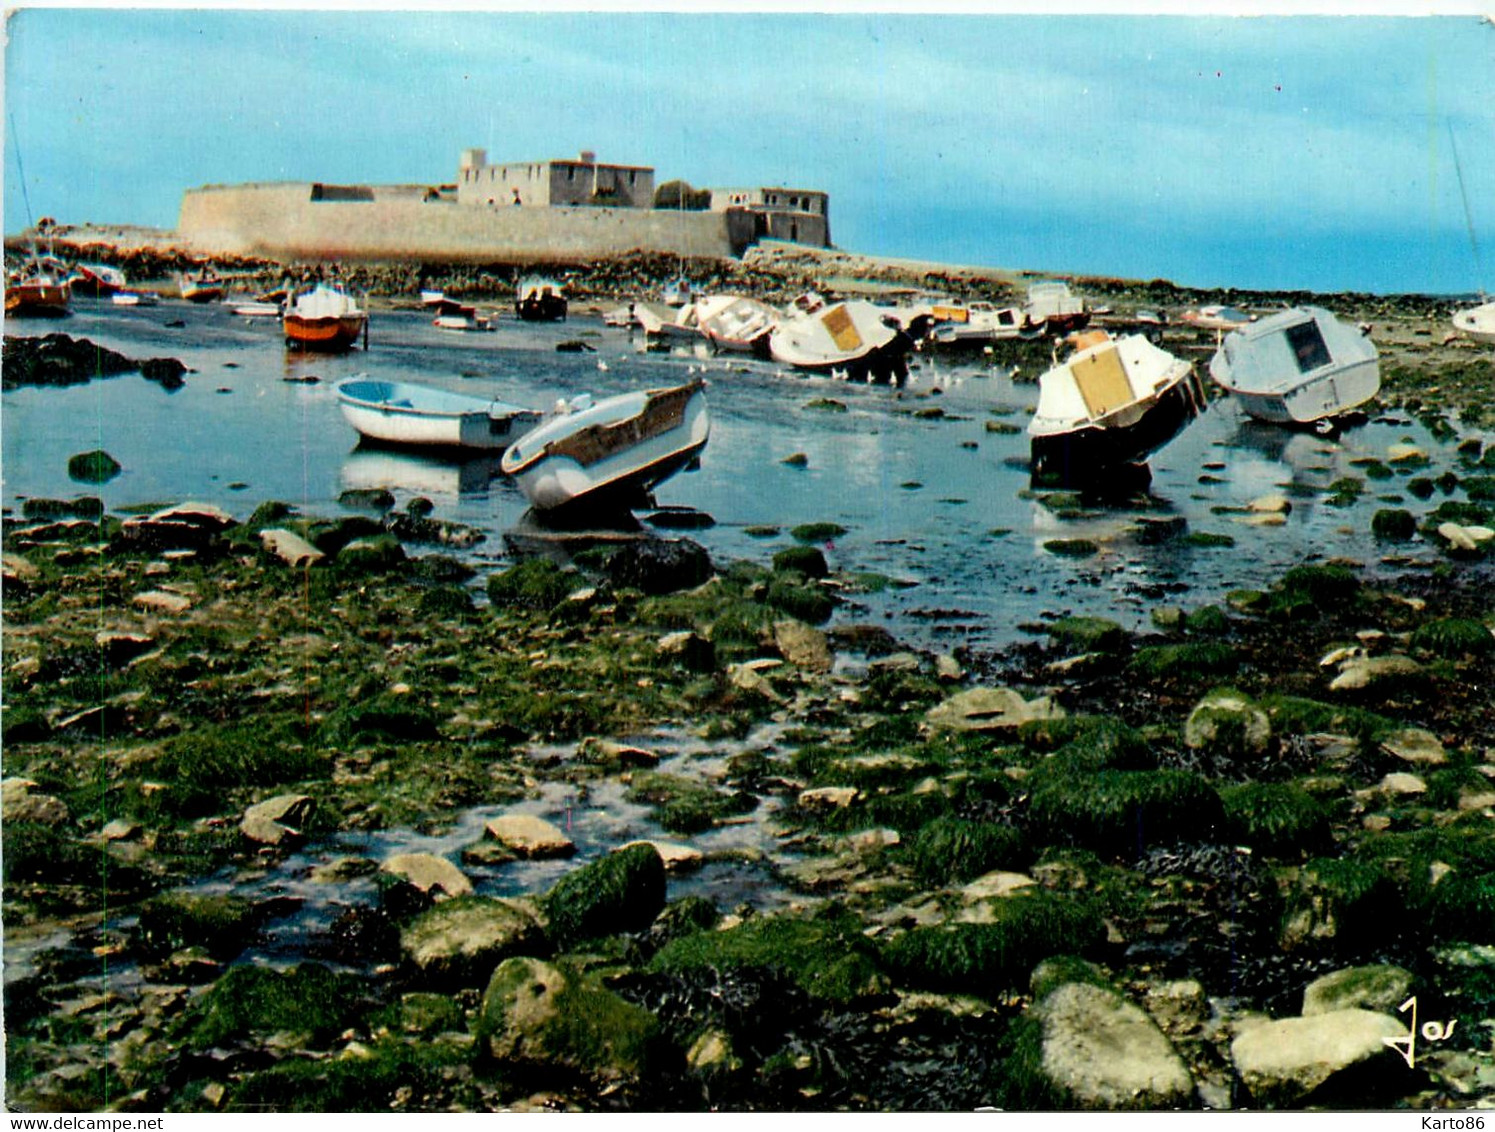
top-left (177, 183), bottom-right (759, 263)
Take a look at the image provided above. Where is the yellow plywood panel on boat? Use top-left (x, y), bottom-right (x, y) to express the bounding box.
top-left (822, 304), bottom-right (863, 352)
top-left (931, 305), bottom-right (969, 323)
top-left (1072, 346), bottom-right (1133, 418)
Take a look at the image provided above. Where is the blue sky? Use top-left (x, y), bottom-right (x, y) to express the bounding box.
top-left (5, 8), bottom-right (1493, 294)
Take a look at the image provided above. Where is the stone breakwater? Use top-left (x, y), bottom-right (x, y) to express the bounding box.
top-left (3, 466), bottom-right (1494, 1110)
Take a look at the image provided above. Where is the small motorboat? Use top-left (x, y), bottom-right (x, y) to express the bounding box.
top-left (284, 284), bottom-right (368, 351)
top-left (694, 294), bottom-right (780, 356)
top-left (662, 276), bottom-right (694, 307)
top-left (1452, 300), bottom-right (1495, 345)
top-left (1029, 331), bottom-right (1207, 484)
top-left (768, 296), bottom-right (913, 384)
top-left (516, 277), bottom-right (568, 321)
top-left (1181, 305), bottom-right (1255, 333)
top-left (179, 271), bottom-right (226, 303)
top-left (500, 379), bottom-right (710, 513)
top-left (231, 301), bottom-right (283, 318)
top-left (931, 301), bottom-right (1041, 345)
top-left (1208, 306), bottom-right (1380, 429)
top-left (67, 262), bottom-right (128, 297)
top-left (5, 262), bottom-right (71, 318)
top-left (420, 288), bottom-right (447, 307)
top-left (335, 377), bottom-right (542, 452)
top-left (1024, 281), bottom-right (1089, 335)
top-left (634, 301), bottom-right (704, 342)
top-left (112, 290), bottom-right (160, 308)
top-left (431, 299), bottom-right (495, 332)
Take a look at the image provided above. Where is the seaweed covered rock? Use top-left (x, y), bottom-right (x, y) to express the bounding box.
top-left (173, 962), bottom-right (371, 1050)
top-left (650, 905), bottom-right (888, 1003)
top-left (1220, 783), bottom-right (1332, 857)
top-left (1301, 965), bottom-right (1415, 1016)
top-left (2, 333), bottom-right (136, 389)
top-left (132, 891), bottom-right (263, 961)
top-left (475, 957), bottom-right (661, 1085)
top-left (543, 842), bottom-right (666, 948)
top-left (926, 686), bottom-right (1064, 734)
top-left (905, 816), bottom-right (1028, 887)
top-left (1028, 769), bottom-right (1224, 857)
top-left (487, 557), bottom-right (582, 613)
top-left (771, 544), bottom-right (828, 579)
top-left (886, 892), bottom-right (1106, 994)
top-left (1184, 690), bottom-right (1272, 757)
top-left (400, 895), bottom-right (549, 988)
top-left (1034, 982), bottom-right (1194, 1109)
top-left (604, 537), bottom-right (713, 595)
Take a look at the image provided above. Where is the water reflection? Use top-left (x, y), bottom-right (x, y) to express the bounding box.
top-left (340, 446), bottom-right (505, 497)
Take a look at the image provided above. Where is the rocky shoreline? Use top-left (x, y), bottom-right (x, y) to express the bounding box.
top-left (3, 457), bottom-right (1493, 1110)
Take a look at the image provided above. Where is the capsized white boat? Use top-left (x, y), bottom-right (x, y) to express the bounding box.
top-left (336, 377), bottom-right (542, 451)
top-left (500, 379), bottom-right (710, 513)
top-left (231, 300), bottom-right (283, 318)
top-left (768, 298), bottom-right (912, 384)
top-left (1024, 281), bottom-right (1089, 335)
top-left (1208, 306), bottom-right (1380, 427)
top-left (634, 301), bottom-right (704, 341)
top-left (111, 291), bottom-right (159, 308)
top-left (1029, 331), bottom-right (1207, 483)
top-left (431, 299), bottom-right (496, 332)
top-left (1452, 300), bottom-right (1495, 345)
top-left (694, 294), bottom-right (780, 356)
top-left (1181, 304), bottom-right (1254, 333)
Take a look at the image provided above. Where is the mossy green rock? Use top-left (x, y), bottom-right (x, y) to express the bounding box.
top-left (400, 896), bottom-right (549, 988)
top-left (132, 891), bottom-right (261, 961)
top-left (232, 1040), bottom-right (464, 1111)
top-left (175, 962), bottom-right (369, 1049)
top-left (906, 816), bottom-right (1028, 886)
top-left (771, 544), bottom-right (828, 579)
top-left (651, 906), bottom-right (887, 1003)
top-left (1047, 616), bottom-right (1129, 653)
top-left (543, 842), bottom-right (665, 948)
top-left (1281, 858), bottom-right (1405, 950)
top-left (66, 449), bottom-right (122, 483)
top-left (487, 558), bottom-right (579, 612)
top-left (1183, 690), bottom-right (1272, 756)
top-left (1409, 617), bottom-right (1495, 658)
top-left (1129, 642), bottom-right (1240, 680)
top-left (790, 522), bottom-right (847, 542)
top-left (1301, 965), bottom-right (1415, 1016)
top-left (1371, 508), bottom-right (1417, 541)
top-left (475, 957), bottom-right (659, 1084)
top-left (886, 892), bottom-right (1105, 994)
top-left (1221, 782), bottom-right (1332, 856)
top-left (1028, 769), bottom-right (1224, 856)
top-left (337, 535), bottom-right (407, 572)
top-left (766, 578), bottom-right (834, 623)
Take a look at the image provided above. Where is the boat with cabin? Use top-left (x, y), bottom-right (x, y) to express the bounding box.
top-left (1029, 331), bottom-right (1207, 484)
top-left (768, 295), bottom-right (913, 384)
top-left (179, 271), bottom-right (226, 303)
top-left (1208, 306), bottom-right (1381, 429)
top-left (335, 378), bottom-right (541, 452)
top-left (1025, 281), bottom-right (1090, 335)
top-left (516, 278), bottom-right (567, 321)
top-left (500, 379), bottom-right (710, 513)
top-left (5, 256), bottom-right (72, 318)
top-left (284, 284), bottom-right (368, 351)
top-left (67, 262), bottom-right (127, 297)
top-left (694, 295), bottom-right (780, 356)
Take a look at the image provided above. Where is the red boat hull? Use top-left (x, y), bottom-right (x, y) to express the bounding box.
top-left (284, 314), bottom-right (367, 351)
top-left (5, 282), bottom-right (71, 318)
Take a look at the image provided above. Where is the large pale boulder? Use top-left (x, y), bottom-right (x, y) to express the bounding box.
top-left (381, 852), bottom-right (474, 899)
top-left (1184, 691), bottom-right (1271, 754)
top-left (1036, 982), bottom-right (1194, 1109)
top-left (925, 686), bottom-right (1064, 733)
top-left (1329, 654), bottom-right (1422, 692)
top-left (240, 793), bottom-right (315, 847)
top-left (773, 619), bottom-right (833, 673)
top-left (1379, 728), bottom-right (1448, 767)
top-left (400, 896), bottom-right (548, 988)
top-left (1230, 1009), bottom-right (1408, 1106)
top-left (484, 814), bottom-right (576, 859)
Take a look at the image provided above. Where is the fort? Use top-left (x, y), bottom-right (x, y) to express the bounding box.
top-left (173, 149), bottom-right (832, 265)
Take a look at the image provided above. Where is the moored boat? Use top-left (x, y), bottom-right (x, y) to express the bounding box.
top-left (5, 262), bottom-right (71, 318)
top-left (335, 377), bottom-right (541, 451)
top-left (931, 301), bottom-right (1040, 345)
top-left (500, 379), bottom-right (710, 513)
top-left (1181, 304), bottom-right (1254, 333)
top-left (432, 299), bottom-right (496, 332)
top-left (112, 290), bottom-right (160, 307)
top-left (634, 301), bottom-right (704, 342)
top-left (1024, 281), bottom-right (1089, 335)
top-left (284, 284), bottom-right (368, 351)
top-left (1452, 300), bottom-right (1495, 345)
top-left (179, 271), bottom-right (226, 303)
top-left (1029, 331), bottom-right (1207, 484)
top-left (67, 262), bottom-right (127, 297)
top-left (516, 277), bottom-right (567, 321)
top-left (694, 294), bottom-right (780, 356)
top-left (768, 297), bottom-right (913, 384)
top-left (1208, 306), bottom-right (1380, 428)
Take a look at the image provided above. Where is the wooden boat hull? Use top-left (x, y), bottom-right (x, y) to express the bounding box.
top-left (285, 314), bottom-right (366, 351)
top-left (5, 282), bottom-right (71, 317)
top-left (181, 284), bottom-right (225, 303)
top-left (336, 379), bottom-right (541, 451)
top-left (501, 380), bottom-right (710, 513)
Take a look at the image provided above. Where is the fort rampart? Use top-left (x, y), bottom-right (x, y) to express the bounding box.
top-left (177, 183), bottom-right (759, 263)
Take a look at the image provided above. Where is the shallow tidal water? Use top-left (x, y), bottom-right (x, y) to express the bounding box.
top-left (3, 296), bottom-right (1467, 656)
